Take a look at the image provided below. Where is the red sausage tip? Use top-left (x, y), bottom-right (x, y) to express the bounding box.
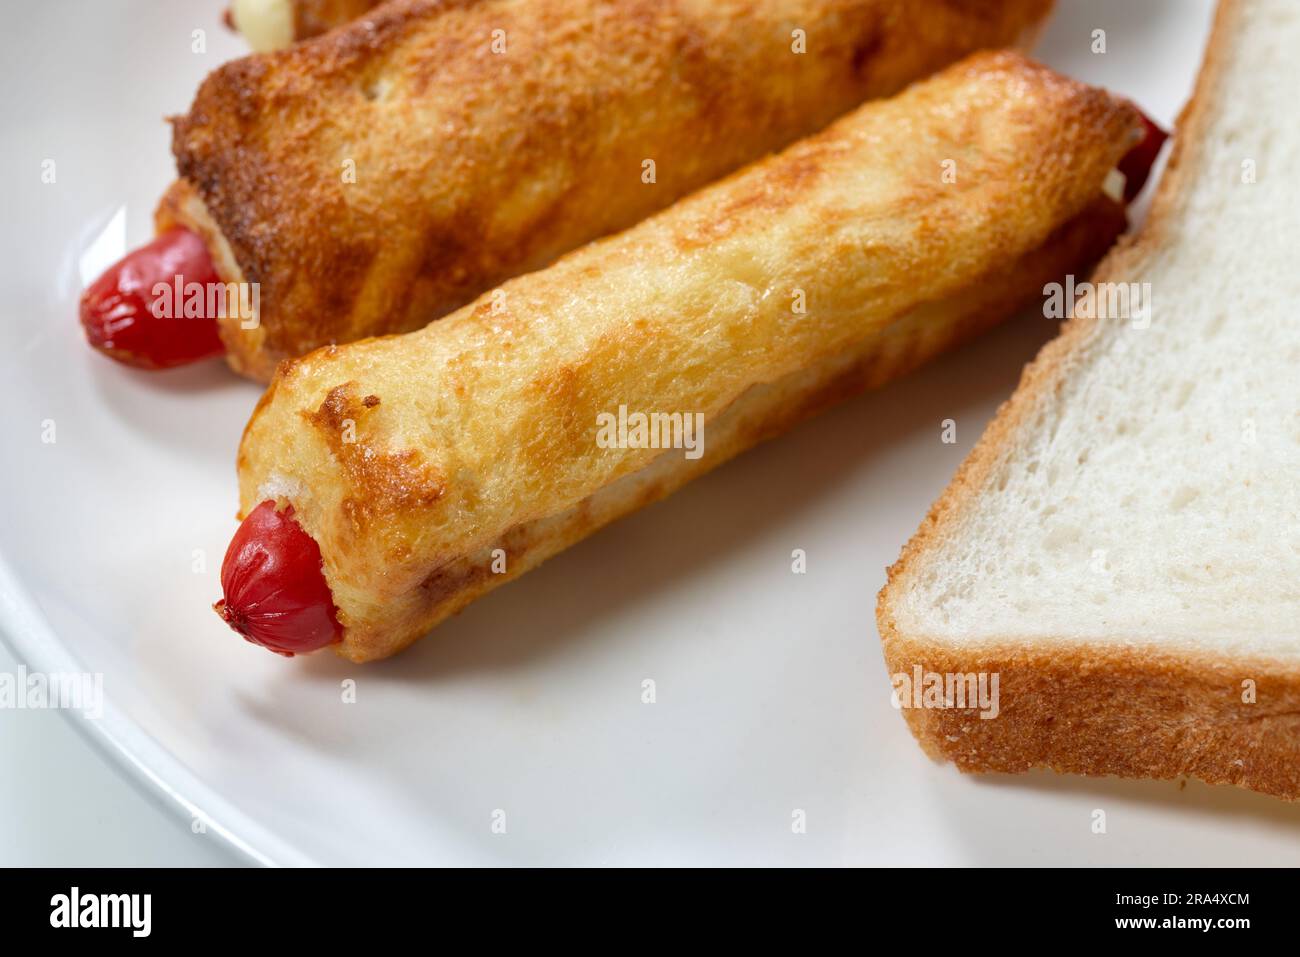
top-left (1118, 108), bottom-right (1170, 202)
top-left (215, 500), bottom-right (342, 657)
top-left (79, 227), bottom-right (226, 370)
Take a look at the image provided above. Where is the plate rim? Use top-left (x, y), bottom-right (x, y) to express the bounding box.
top-left (0, 549), bottom-right (313, 867)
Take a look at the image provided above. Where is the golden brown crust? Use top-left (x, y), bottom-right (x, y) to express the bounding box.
top-left (303, 383), bottom-right (447, 534)
top-left (173, 0), bottom-right (1053, 380)
top-left (874, 2), bottom-right (1300, 799)
top-left (232, 52), bottom-right (1139, 661)
top-left (878, 633), bottom-right (1300, 799)
top-left (292, 0), bottom-right (388, 39)
top-left (353, 196), bottom-right (1126, 662)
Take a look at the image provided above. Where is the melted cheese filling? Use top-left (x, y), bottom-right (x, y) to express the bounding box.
top-left (232, 0), bottom-right (294, 52)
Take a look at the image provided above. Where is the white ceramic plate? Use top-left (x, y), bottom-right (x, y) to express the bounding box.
top-left (5, 0), bottom-right (1298, 867)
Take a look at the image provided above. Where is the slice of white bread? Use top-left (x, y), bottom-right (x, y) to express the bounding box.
top-left (877, 0), bottom-right (1300, 800)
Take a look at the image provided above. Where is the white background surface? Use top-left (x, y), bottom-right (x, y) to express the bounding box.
top-left (5, 0), bottom-right (1299, 867)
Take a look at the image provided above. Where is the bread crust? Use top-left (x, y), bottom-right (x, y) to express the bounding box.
top-left (232, 52), bottom-right (1139, 661)
top-left (172, 0), bottom-right (1053, 380)
top-left (292, 0), bottom-right (387, 39)
top-left (875, 1), bottom-right (1300, 799)
top-left (878, 634), bottom-right (1300, 798)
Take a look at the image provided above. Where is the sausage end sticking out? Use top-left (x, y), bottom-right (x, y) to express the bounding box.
top-left (1119, 110), bottom-right (1170, 201)
top-left (214, 500), bottom-right (341, 656)
top-left (79, 227), bottom-right (226, 370)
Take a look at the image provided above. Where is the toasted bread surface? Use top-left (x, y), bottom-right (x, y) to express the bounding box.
top-left (174, 0), bottom-right (1053, 379)
top-left (233, 52), bottom-right (1139, 661)
top-left (294, 0), bottom-right (388, 38)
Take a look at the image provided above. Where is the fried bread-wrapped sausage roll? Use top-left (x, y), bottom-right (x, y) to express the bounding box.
top-left (83, 0), bottom-right (1053, 379)
top-left (213, 52), bottom-right (1148, 662)
top-left (231, 0), bottom-right (386, 51)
